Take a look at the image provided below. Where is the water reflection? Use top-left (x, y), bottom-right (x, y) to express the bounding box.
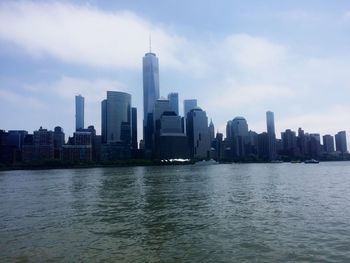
top-left (1, 163), bottom-right (350, 262)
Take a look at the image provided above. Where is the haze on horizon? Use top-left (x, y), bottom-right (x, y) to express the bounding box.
top-left (0, 0), bottom-right (350, 142)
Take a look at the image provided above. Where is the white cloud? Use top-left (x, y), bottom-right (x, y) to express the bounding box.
top-left (0, 1), bottom-right (193, 71)
top-left (1, 1), bottom-right (350, 141)
top-left (220, 34), bottom-right (289, 70)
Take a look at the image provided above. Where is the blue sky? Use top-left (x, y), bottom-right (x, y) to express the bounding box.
top-left (1, 0), bottom-right (350, 142)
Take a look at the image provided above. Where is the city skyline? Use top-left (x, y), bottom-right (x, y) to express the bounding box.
top-left (1, 1), bottom-right (350, 141)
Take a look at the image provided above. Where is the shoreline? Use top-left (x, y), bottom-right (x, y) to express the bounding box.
top-left (1, 159), bottom-right (350, 172)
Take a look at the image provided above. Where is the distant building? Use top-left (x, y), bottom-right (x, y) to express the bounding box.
top-left (131, 107), bottom-right (138, 150)
top-left (101, 91), bottom-right (132, 145)
top-left (323, 134), bottom-right (335, 153)
top-left (183, 99), bottom-right (197, 134)
top-left (281, 129), bottom-right (297, 157)
top-left (53, 126), bottom-right (65, 159)
top-left (186, 107), bottom-right (210, 159)
top-left (309, 133), bottom-right (321, 158)
top-left (208, 119), bottom-right (215, 143)
top-left (229, 117), bottom-right (249, 158)
top-left (156, 112), bottom-right (189, 159)
top-left (62, 130), bottom-right (93, 162)
top-left (100, 91), bottom-right (132, 161)
top-left (258, 132), bottom-right (269, 161)
top-left (0, 130), bottom-right (28, 164)
top-left (168, 92), bottom-right (179, 116)
top-left (266, 111), bottom-right (276, 160)
top-left (335, 131), bottom-right (347, 154)
top-left (23, 127), bottom-right (54, 161)
top-left (75, 95), bottom-right (84, 131)
top-left (143, 51), bottom-right (160, 154)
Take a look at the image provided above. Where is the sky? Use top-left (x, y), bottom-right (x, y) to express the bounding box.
top-left (0, 0), bottom-right (350, 143)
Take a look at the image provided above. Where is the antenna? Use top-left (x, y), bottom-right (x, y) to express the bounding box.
top-left (149, 33), bottom-right (152, 53)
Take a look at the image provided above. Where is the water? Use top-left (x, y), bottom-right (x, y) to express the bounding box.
top-left (1, 162), bottom-right (350, 262)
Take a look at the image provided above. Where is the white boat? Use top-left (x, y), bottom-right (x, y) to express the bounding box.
top-left (304, 159), bottom-right (319, 164)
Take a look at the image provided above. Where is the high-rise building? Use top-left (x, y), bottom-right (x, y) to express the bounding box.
top-left (131, 107), bottom-right (138, 150)
top-left (281, 129), bottom-right (297, 157)
top-left (323, 134), bottom-right (335, 153)
top-left (53, 126), bottom-right (65, 159)
top-left (184, 99), bottom-right (197, 118)
top-left (266, 111), bottom-right (276, 160)
top-left (101, 91), bottom-right (132, 144)
top-left (335, 131), bottom-right (347, 153)
top-left (209, 119), bottom-right (215, 143)
top-left (168, 92), bottom-right (179, 116)
top-left (186, 107), bottom-right (210, 159)
top-left (229, 117), bottom-right (249, 158)
top-left (184, 99), bottom-right (198, 135)
top-left (101, 99), bottom-right (107, 143)
top-left (143, 51), bottom-right (160, 154)
top-left (75, 95), bottom-right (84, 131)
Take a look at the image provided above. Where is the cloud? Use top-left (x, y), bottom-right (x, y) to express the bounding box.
top-left (1, 1), bottom-right (350, 141)
top-left (0, 1), bottom-right (193, 71)
top-left (220, 34), bottom-right (289, 70)
top-left (0, 89), bottom-right (45, 110)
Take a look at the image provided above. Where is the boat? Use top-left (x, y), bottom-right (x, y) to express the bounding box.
top-left (304, 159), bottom-right (319, 164)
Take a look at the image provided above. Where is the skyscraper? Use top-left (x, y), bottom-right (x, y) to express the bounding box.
top-left (168, 92), bottom-right (179, 115)
top-left (209, 119), bottom-right (215, 143)
top-left (131, 107), bottom-right (138, 150)
top-left (335, 131), bottom-right (347, 154)
top-left (186, 107), bottom-right (210, 159)
top-left (143, 51), bottom-right (160, 153)
top-left (75, 95), bottom-right (84, 131)
top-left (184, 99), bottom-right (197, 118)
top-left (266, 111), bottom-right (276, 160)
top-left (323, 134), bottom-right (335, 153)
top-left (101, 91), bottom-right (132, 144)
top-left (184, 99), bottom-right (197, 134)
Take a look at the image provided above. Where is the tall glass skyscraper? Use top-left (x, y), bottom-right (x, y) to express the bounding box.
top-left (101, 91), bottom-right (131, 144)
top-left (143, 51), bottom-right (160, 153)
top-left (75, 95), bottom-right (84, 131)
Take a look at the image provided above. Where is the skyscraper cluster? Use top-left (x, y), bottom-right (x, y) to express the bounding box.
top-left (0, 48), bottom-right (349, 166)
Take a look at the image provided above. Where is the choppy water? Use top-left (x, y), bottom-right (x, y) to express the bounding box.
top-left (1, 162), bottom-right (350, 262)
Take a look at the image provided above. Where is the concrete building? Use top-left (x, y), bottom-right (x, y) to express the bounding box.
top-left (22, 127), bottom-right (54, 161)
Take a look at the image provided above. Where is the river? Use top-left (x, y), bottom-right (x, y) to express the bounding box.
top-left (1, 162), bottom-right (350, 262)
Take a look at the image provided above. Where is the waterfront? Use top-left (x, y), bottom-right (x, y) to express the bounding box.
top-left (1, 162), bottom-right (350, 262)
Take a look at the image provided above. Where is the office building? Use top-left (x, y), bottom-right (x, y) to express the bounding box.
top-left (266, 111), bottom-right (276, 160)
top-left (75, 95), bottom-right (84, 131)
top-left (186, 107), bottom-right (210, 159)
top-left (335, 131), bottom-right (348, 153)
top-left (184, 99), bottom-right (197, 133)
top-left (323, 134), bottom-right (335, 153)
top-left (209, 119), bottom-right (215, 143)
top-left (131, 107), bottom-right (138, 150)
top-left (101, 91), bottom-right (132, 144)
top-left (143, 50), bottom-right (160, 153)
top-left (168, 92), bottom-right (179, 116)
